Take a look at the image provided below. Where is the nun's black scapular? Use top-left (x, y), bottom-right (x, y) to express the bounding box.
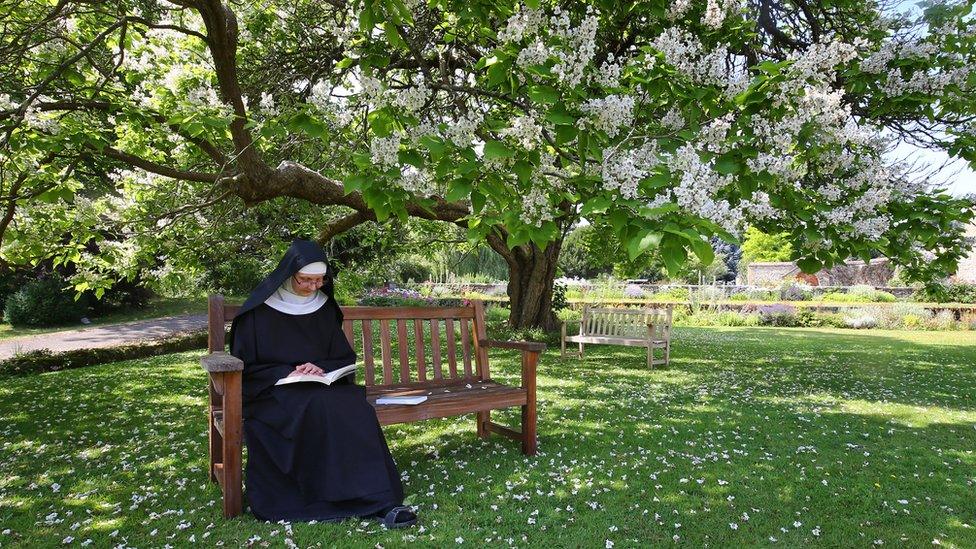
top-left (229, 239), bottom-right (408, 524)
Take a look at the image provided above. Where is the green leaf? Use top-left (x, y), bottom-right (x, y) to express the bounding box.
top-left (471, 190), bottom-right (486, 214)
top-left (797, 257), bottom-right (822, 273)
top-left (383, 22), bottom-right (406, 49)
top-left (398, 149), bottom-right (424, 168)
top-left (513, 160), bottom-right (533, 183)
top-left (555, 125), bottom-right (577, 145)
top-left (581, 196), bottom-right (611, 215)
top-left (689, 238), bottom-right (715, 265)
top-left (506, 229), bottom-right (530, 248)
top-left (660, 243), bottom-right (687, 276)
top-left (343, 173), bottom-right (367, 194)
top-left (714, 155), bottom-right (742, 175)
top-left (546, 105), bottom-right (576, 126)
top-left (609, 209), bottom-right (629, 234)
top-left (525, 0), bottom-right (540, 8)
top-left (484, 140), bottom-right (515, 160)
top-left (446, 178), bottom-right (472, 202)
top-left (627, 229), bottom-right (663, 260)
top-left (419, 135), bottom-right (446, 156)
top-left (528, 85), bottom-right (560, 104)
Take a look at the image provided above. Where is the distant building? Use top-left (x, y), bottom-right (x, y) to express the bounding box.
top-left (747, 259), bottom-right (894, 286)
top-left (954, 222), bottom-right (976, 283)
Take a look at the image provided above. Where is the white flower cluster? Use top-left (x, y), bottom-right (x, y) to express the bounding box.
top-left (698, 114), bottom-right (734, 153)
top-left (860, 38), bottom-right (939, 74)
top-left (258, 92), bottom-right (279, 117)
top-left (0, 93), bottom-right (15, 111)
top-left (582, 94), bottom-right (635, 138)
top-left (370, 134), bottom-right (401, 168)
top-left (308, 81), bottom-right (331, 112)
top-left (592, 53), bottom-right (625, 88)
top-left (668, 0), bottom-right (693, 20)
top-left (650, 27), bottom-right (732, 88)
top-left (550, 9), bottom-right (599, 87)
top-left (520, 184), bottom-right (553, 224)
top-left (392, 77), bottom-right (431, 113)
top-left (787, 40), bottom-right (861, 83)
top-left (740, 191), bottom-right (777, 221)
top-left (185, 83), bottom-right (219, 108)
top-left (399, 165), bottom-right (436, 195)
top-left (360, 74), bottom-right (386, 104)
top-left (498, 6), bottom-right (544, 43)
top-left (516, 39), bottom-right (550, 69)
top-left (23, 99), bottom-right (60, 135)
top-left (880, 66), bottom-right (971, 96)
top-left (444, 111), bottom-right (483, 148)
top-left (661, 108), bottom-right (685, 131)
top-left (501, 114), bottom-right (543, 150)
top-left (665, 145), bottom-right (744, 234)
top-left (500, 5), bottom-right (601, 87)
top-left (601, 142), bottom-right (659, 199)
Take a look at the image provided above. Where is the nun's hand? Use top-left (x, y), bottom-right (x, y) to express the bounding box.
top-left (293, 362), bottom-right (324, 376)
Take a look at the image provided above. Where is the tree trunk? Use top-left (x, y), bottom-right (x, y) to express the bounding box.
top-left (487, 235), bottom-right (563, 330)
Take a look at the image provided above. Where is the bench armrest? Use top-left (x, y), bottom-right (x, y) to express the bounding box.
top-left (201, 351), bottom-right (244, 373)
top-left (479, 339), bottom-right (547, 353)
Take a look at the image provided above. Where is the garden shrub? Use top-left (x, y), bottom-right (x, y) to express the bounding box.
top-left (622, 284), bottom-right (645, 299)
top-left (0, 330), bottom-right (207, 376)
top-left (728, 292), bottom-right (750, 301)
top-left (203, 255), bottom-right (267, 296)
top-left (3, 276), bottom-right (89, 327)
top-left (651, 286), bottom-right (690, 301)
top-left (778, 281), bottom-right (813, 301)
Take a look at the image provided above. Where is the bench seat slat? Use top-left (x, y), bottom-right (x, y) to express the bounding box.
top-left (370, 382), bottom-right (527, 425)
top-left (565, 335), bottom-right (667, 346)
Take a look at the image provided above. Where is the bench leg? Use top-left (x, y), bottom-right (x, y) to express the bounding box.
top-left (221, 372), bottom-right (243, 519)
top-left (578, 342), bottom-right (584, 359)
top-left (521, 351), bottom-right (539, 456)
top-left (664, 339), bottom-right (671, 368)
top-left (208, 378), bottom-right (222, 484)
top-left (647, 344), bottom-right (653, 369)
top-left (476, 411), bottom-right (490, 439)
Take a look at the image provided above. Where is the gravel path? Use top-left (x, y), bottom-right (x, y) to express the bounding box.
top-left (0, 314), bottom-right (208, 360)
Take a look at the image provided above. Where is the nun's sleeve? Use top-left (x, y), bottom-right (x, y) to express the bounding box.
top-left (231, 311), bottom-right (295, 400)
top-left (313, 305), bottom-right (358, 385)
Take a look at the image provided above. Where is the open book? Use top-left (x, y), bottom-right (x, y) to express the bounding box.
top-left (275, 363), bottom-right (357, 386)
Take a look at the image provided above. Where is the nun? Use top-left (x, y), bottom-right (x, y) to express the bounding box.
top-left (229, 239), bottom-right (417, 528)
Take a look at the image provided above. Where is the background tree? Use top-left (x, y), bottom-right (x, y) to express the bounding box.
top-left (1, 0), bottom-right (974, 328)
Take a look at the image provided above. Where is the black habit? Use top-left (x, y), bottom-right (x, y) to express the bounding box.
top-left (230, 240), bottom-right (404, 522)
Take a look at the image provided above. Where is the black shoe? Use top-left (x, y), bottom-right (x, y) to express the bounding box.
top-left (376, 505), bottom-right (417, 529)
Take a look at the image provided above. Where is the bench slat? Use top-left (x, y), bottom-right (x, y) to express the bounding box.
top-left (446, 318), bottom-right (458, 379)
top-left (460, 318), bottom-right (472, 378)
top-left (343, 306), bottom-right (475, 320)
top-left (430, 318), bottom-right (442, 379)
top-left (380, 320), bottom-right (393, 385)
top-left (371, 382), bottom-right (527, 425)
top-left (413, 319), bottom-right (426, 382)
top-left (362, 320), bottom-right (376, 385)
top-left (397, 319), bottom-right (410, 383)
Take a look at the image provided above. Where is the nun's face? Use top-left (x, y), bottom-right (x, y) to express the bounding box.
top-left (292, 273), bottom-right (324, 296)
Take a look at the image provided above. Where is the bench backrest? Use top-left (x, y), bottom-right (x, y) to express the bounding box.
top-left (580, 304), bottom-right (673, 339)
top-left (207, 295), bottom-right (490, 391)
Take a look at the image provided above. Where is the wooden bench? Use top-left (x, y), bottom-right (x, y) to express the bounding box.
top-left (560, 304), bottom-right (672, 368)
top-left (200, 295), bottom-right (545, 518)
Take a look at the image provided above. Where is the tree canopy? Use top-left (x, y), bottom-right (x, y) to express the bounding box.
top-left (1, 0), bottom-right (974, 325)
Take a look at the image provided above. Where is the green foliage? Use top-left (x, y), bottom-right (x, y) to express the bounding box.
top-left (3, 276), bottom-right (89, 327)
top-left (818, 285), bottom-right (897, 303)
top-left (913, 282), bottom-right (976, 304)
top-left (551, 281), bottom-right (568, 312)
top-left (202, 256), bottom-right (269, 297)
top-left (740, 228), bottom-right (795, 263)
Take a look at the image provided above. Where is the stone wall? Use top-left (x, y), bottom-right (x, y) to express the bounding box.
top-left (747, 259), bottom-right (894, 286)
top-left (953, 223), bottom-right (976, 283)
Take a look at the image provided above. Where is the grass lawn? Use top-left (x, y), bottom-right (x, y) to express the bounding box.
top-left (1, 327), bottom-right (974, 547)
top-left (0, 297), bottom-right (209, 341)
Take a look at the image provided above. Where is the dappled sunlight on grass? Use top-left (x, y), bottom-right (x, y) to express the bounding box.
top-left (0, 328), bottom-right (974, 546)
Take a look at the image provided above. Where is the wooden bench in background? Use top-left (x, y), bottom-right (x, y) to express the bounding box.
top-left (560, 304), bottom-right (672, 368)
top-left (200, 295), bottom-right (545, 518)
